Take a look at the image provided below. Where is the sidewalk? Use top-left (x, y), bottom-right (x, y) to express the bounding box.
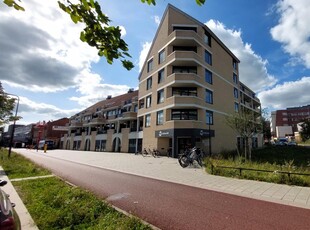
top-left (17, 149), bottom-right (310, 210)
top-left (4, 148), bottom-right (310, 229)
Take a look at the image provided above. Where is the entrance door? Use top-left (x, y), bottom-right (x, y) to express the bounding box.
top-left (177, 137), bottom-right (192, 154)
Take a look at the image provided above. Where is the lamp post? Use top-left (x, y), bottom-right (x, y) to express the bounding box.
top-left (207, 112), bottom-right (212, 157)
top-left (5, 93), bottom-right (20, 158)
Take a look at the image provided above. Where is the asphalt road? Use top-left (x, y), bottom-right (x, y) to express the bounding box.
top-left (20, 151), bottom-right (310, 230)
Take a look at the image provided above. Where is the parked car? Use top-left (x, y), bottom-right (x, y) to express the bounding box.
top-left (0, 180), bottom-right (21, 230)
top-left (288, 141), bottom-right (297, 146)
top-left (38, 140), bottom-right (54, 150)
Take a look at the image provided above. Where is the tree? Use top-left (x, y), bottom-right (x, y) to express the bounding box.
top-left (300, 120), bottom-right (310, 142)
top-left (0, 82), bottom-right (19, 126)
top-left (226, 110), bottom-right (262, 161)
top-left (3, 0), bottom-right (205, 70)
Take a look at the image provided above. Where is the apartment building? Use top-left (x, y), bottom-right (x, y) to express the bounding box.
top-left (61, 89), bottom-right (140, 153)
top-left (138, 4), bottom-right (262, 157)
top-left (271, 105), bottom-right (310, 138)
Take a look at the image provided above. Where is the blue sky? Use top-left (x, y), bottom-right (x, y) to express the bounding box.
top-left (0, 0), bottom-right (309, 126)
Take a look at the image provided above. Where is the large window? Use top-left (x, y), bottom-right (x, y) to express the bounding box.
top-left (146, 95), bottom-right (152, 108)
top-left (146, 77), bottom-right (152, 90)
top-left (205, 89), bottom-right (213, 104)
top-left (205, 50), bottom-right (212, 65)
top-left (173, 46), bottom-right (197, 52)
top-left (158, 49), bottom-right (165, 64)
top-left (234, 88), bottom-right (239, 99)
top-left (206, 110), bottom-right (213, 125)
top-left (147, 58), bottom-right (153, 72)
top-left (204, 31), bottom-right (211, 47)
top-left (172, 87), bottom-right (197, 96)
top-left (233, 59), bottom-right (237, 70)
top-left (145, 114), bottom-right (151, 127)
top-left (205, 69), bottom-right (212, 84)
top-left (234, 102), bottom-right (239, 112)
top-left (171, 109), bottom-right (198, 120)
top-left (157, 89), bottom-right (164, 104)
top-left (157, 110), bottom-right (164, 125)
top-left (139, 99), bottom-right (144, 109)
top-left (233, 73), bottom-right (238, 84)
top-left (158, 69), bottom-right (164, 84)
top-left (173, 26), bottom-right (197, 32)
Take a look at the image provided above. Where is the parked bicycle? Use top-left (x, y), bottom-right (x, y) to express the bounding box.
top-left (178, 146), bottom-right (203, 168)
top-left (151, 147), bottom-right (172, 158)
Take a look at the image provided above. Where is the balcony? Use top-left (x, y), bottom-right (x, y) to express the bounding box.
top-left (166, 73), bottom-right (202, 87)
top-left (166, 96), bottom-right (203, 108)
top-left (166, 51), bottom-right (203, 66)
top-left (69, 121), bottom-right (83, 128)
top-left (87, 117), bottom-right (106, 126)
top-left (168, 30), bottom-right (202, 47)
top-left (122, 111), bottom-right (137, 119)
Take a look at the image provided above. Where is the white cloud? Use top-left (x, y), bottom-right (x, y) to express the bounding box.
top-left (138, 41), bottom-right (152, 71)
top-left (154, 15), bottom-right (160, 26)
top-left (18, 96), bottom-right (80, 122)
top-left (205, 20), bottom-right (277, 92)
top-left (270, 0), bottom-right (310, 68)
top-left (119, 25), bottom-right (127, 37)
top-left (258, 77), bottom-right (310, 109)
top-left (71, 69), bottom-right (130, 107)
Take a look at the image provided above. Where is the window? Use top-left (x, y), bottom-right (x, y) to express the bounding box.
top-left (205, 69), bottom-right (212, 84)
top-left (233, 59), bottom-right (237, 70)
top-left (147, 58), bottom-right (153, 72)
top-left (171, 109), bottom-right (198, 120)
top-left (172, 66), bottom-right (197, 74)
top-left (145, 114), bottom-right (151, 127)
top-left (204, 32), bottom-right (211, 46)
top-left (146, 95), bottom-right (152, 108)
top-left (139, 99), bottom-right (144, 109)
top-left (233, 73), bottom-right (238, 84)
top-left (234, 102), bottom-right (239, 112)
top-left (158, 69), bottom-right (164, 84)
top-left (172, 87), bottom-right (197, 96)
top-left (206, 110), bottom-right (213, 125)
top-left (205, 89), bottom-right (213, 104)
top-left (157, 110), bottom-right (164, 125)
top-left (173, 26), bottom-right (197, 32)
top-left (205, 50), bottom-right (212, 65)
top-left (157, 89), bottom-right (164, 104)
top-left (159, 49), bottom-right (165, 64)
top-left (146, 77), bottom-right (152, 90)
top-left (234, 88), bottom-right (239, 98)
top-left (173, 46), bottom-right (197, 52)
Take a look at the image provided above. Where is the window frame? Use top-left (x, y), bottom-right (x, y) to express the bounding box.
top-left (158, 49), bottom-right (165, 64)
top-left (156, 110), bottom-right (164, 125)
top-left (146, 95), bottom-right (152, 108)
top-left (171, 109), bottom-right (198, 121)
top-left (145, 114), bottom-right (151, 127)
top-left (205, 50), bottom-right (212, 65)
top-left (205, 69), bottom-right (213, 84)
top-left (205, 89), bottom-right (213, 104)
top-left (147, 58), bottom-right (153, 73)
top-left (206, 110), bottom-right (213, 125)
top-left (158, 68), bottom-right (164, 84)
top-left (146, 77), bottom-right (152, 90)
top-left (157, 89), bottom-right (164, 104)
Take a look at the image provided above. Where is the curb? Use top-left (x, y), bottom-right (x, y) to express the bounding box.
top-left (0, 166), bottom-right (39, 230)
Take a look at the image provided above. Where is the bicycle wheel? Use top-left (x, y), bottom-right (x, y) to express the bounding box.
top-left (141, 149), bottom-right (147, 157)
top-left (197, 156), bottom-right (203, 167)
top-left (178, 155), bottom-right (189, 168)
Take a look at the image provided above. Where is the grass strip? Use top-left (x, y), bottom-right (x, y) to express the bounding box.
top-left (0, 149), bottom-right (50, 179)
top-left (13, 177), bottom-right (151, 230)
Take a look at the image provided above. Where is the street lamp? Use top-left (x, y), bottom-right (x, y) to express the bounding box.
top-left (4, 93), bottom-right (20, 158)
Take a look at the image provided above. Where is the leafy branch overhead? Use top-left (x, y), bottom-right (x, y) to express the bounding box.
top-left (3, 0), bottom-right (205, 70)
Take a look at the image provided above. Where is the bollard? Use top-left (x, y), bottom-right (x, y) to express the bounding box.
top-left (44, 144), bottom-right (47, 153)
